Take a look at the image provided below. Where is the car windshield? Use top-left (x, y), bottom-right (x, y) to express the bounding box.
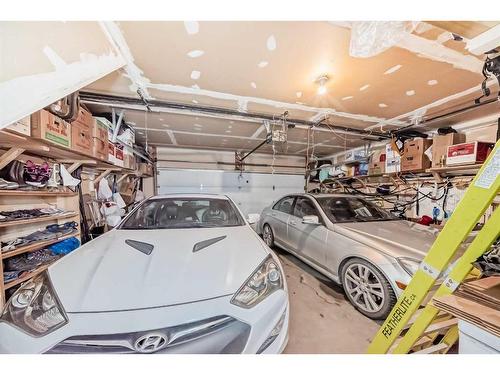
top-left (316, 196), bottom-right (399, 223)
top-left (119, 198), bottom-right (245, 229)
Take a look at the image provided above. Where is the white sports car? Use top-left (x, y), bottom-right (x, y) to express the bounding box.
top-left (0, 194), bottom-right (289, 354)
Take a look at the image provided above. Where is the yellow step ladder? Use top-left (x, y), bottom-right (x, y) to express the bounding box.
top-left (368, 140), bottom-right (500, 354)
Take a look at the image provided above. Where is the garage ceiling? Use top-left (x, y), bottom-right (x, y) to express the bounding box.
top-left (83, 21), bottom-right (500, 156)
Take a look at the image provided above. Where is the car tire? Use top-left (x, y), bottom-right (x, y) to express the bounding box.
top-left (341, 258), bottom-right (396, 320)
top-left (262, 224), bottom-right (275, 248)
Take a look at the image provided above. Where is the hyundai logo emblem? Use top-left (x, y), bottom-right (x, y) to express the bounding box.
top-left (134, 333), bottom-right (168, 353)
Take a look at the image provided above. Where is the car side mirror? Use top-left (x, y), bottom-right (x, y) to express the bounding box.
top-left (302, 215), bottom-right (320, 225)
top-left (247, 213), bottom-right (260, 225)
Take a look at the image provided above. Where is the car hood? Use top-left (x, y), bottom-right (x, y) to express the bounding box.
top-left (334, 220), bottom-right (439, 260)
top-left (48, 226), bottom-right (268, 313)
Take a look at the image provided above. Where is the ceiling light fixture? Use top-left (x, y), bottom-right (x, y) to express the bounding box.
top-left (315, 74), bottom-right (329, 95)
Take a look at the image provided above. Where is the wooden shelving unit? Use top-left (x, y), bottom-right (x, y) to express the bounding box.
top-left (0, 184), bottom-right (81, 308)
top-left (0, 116), bottom-right (155, 309)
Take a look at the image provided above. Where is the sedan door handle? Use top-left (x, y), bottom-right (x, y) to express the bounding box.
top-left (289, 220), bottom-right (297, 226)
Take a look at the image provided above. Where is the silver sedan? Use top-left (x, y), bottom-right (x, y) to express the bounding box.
top-left (257, 193), bottom-right (438, 319)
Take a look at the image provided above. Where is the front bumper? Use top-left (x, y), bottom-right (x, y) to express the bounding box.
top-left (377, 261), bottom-right (413, 298)
top-left (0, 289), bottom-right (289, 354)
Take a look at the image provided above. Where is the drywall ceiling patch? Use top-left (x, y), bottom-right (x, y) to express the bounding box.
top-left (366, 78), bottom-right (497, 131)
top-left (144, 81), bottom-right (400, 126)
top-left (184, 21), bottom-right (199, 35)
top-left (166, 129), bottom-right (178, 145)
top-left (43, 46), bottom-right (67, 70)
top-left (359, 84), bottom-right (370, 91)
top-left (414, 22), bottom-right (434, 34)
top-left (250, 82), bottom-right (257, 89)
top-left (428, 79), bottom-right (438, 86)
top-left (397, 33), bottom-right (483, 73)
top-left (384, 64), bottom-right (402, 75)
top-left (406, 90), bottom-right (416, 96)
top-left (187, 50), bottom-right (205, 58)
top-left (267, 35), bottom-right (277, 51)
top-left (258, 61), bottom-right (269, 68)
top-left (238, 99), bottom-right (248, 112)
top-left (99, 21), bottom-right (151, 98)
top-left (436, 32), bottom-right (453, 45)
top-left (191, 70), bottom-right (201, 80)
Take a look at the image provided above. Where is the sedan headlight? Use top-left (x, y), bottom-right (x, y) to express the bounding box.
top-left (1, 272), bottom-right (67, 337)
top-left (397, 257), bottom-right (420, 276)
top-left (231, 255), bottom-right (283, 308)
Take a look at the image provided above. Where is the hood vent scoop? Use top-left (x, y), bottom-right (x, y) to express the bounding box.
top-left (125, 239), bottom-right (154, 255)
top-left (193, 236), bottom-right (227, 253)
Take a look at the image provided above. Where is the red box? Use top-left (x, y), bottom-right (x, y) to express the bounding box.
top-left (446, 142), bottom-right (494, 166)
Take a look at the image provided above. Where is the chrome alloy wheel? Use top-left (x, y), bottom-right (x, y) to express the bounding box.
top-left (344, 263), bottom-right (385, 313)
top-left (263, 225), bottom-right (274, 247)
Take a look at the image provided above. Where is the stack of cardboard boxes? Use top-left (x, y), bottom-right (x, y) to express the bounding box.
top-left (70, 107), bottom-right (94, 156)
top-left (401, 138), bottom-right (433, 172)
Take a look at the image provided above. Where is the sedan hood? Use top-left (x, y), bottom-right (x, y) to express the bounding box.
top-left (334, 220), bottom-right (438, 260)
top-left (48, 226), bottom-right (268, 313)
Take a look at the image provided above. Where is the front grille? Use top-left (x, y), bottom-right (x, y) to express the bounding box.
top-left (46, 315), bottom-right (250, 354)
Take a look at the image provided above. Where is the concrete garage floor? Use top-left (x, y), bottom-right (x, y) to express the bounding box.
top-left (274, 248), bottom-right (381, 354)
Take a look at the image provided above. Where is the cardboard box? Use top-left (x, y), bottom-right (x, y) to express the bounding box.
top-left (385, 143), bottom-right (401, 174)
top-left (71, 121), bottom-right (93, 156)
top-left (401, 138), bottom-right (433, 172)
top-left (73, 107), bottom-right (94, 129)
top-left (6, 116), bottom-right (31, 136)
top-left (124, 154), bottom-right (136, 170)
top-left (93, 117), bottom-right (109, 140)
top-left (139, 163), bottom-right (154, 176)
top-left (446, 142), bottom-right (494, 166)
top-left (115, 143), bottom-right (124, 161)
top-left (432, 133), bottom-right (466, 168)
top-left (31, 110), bottom-right (71, 148)
top-left (344, 149), bottom-right (367, 163)
top-left (369, 149), bottom-right (386, 175)
top-left (93, 138), bottom-right (108, 161)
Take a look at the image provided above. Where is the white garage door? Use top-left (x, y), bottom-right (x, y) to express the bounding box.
top-left (157, 168), bottom-right (305, 215)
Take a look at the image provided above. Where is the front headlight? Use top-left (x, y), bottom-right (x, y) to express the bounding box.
top-left (397, 257), bottom-right (420, 276)
top-left (231, 255), bottom-right (283, 308)
top-left (1, 272), bottom-right (68, 337)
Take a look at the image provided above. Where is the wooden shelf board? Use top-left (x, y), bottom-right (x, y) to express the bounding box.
top-left (1, 130), bottom-right (135, 173)
top-left (0, 212), bottom-right (78, 228)
top-left (427, 164), bottom-right (483, 173)
top-left (4, 262), bottom-right (54, 289)
top-left (1, 231), bottom-right (79, 260)
top-left (0, 190), bottom-right (77, 197)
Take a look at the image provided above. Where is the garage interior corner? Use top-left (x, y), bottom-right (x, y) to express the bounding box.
top-left (0, 9), bottom-right (499, 357)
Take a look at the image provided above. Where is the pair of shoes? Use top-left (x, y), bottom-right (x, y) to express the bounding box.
top-left (4, 248), bottom-right (60, 272)
top-left (23, 160), bottom-right (52, 187)
top-left (3, 270), bottom-right (27, 283)
top-left (46, 221), bottom-right (78, 236)
top-left (0, 178), bottom-right (19, 190)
